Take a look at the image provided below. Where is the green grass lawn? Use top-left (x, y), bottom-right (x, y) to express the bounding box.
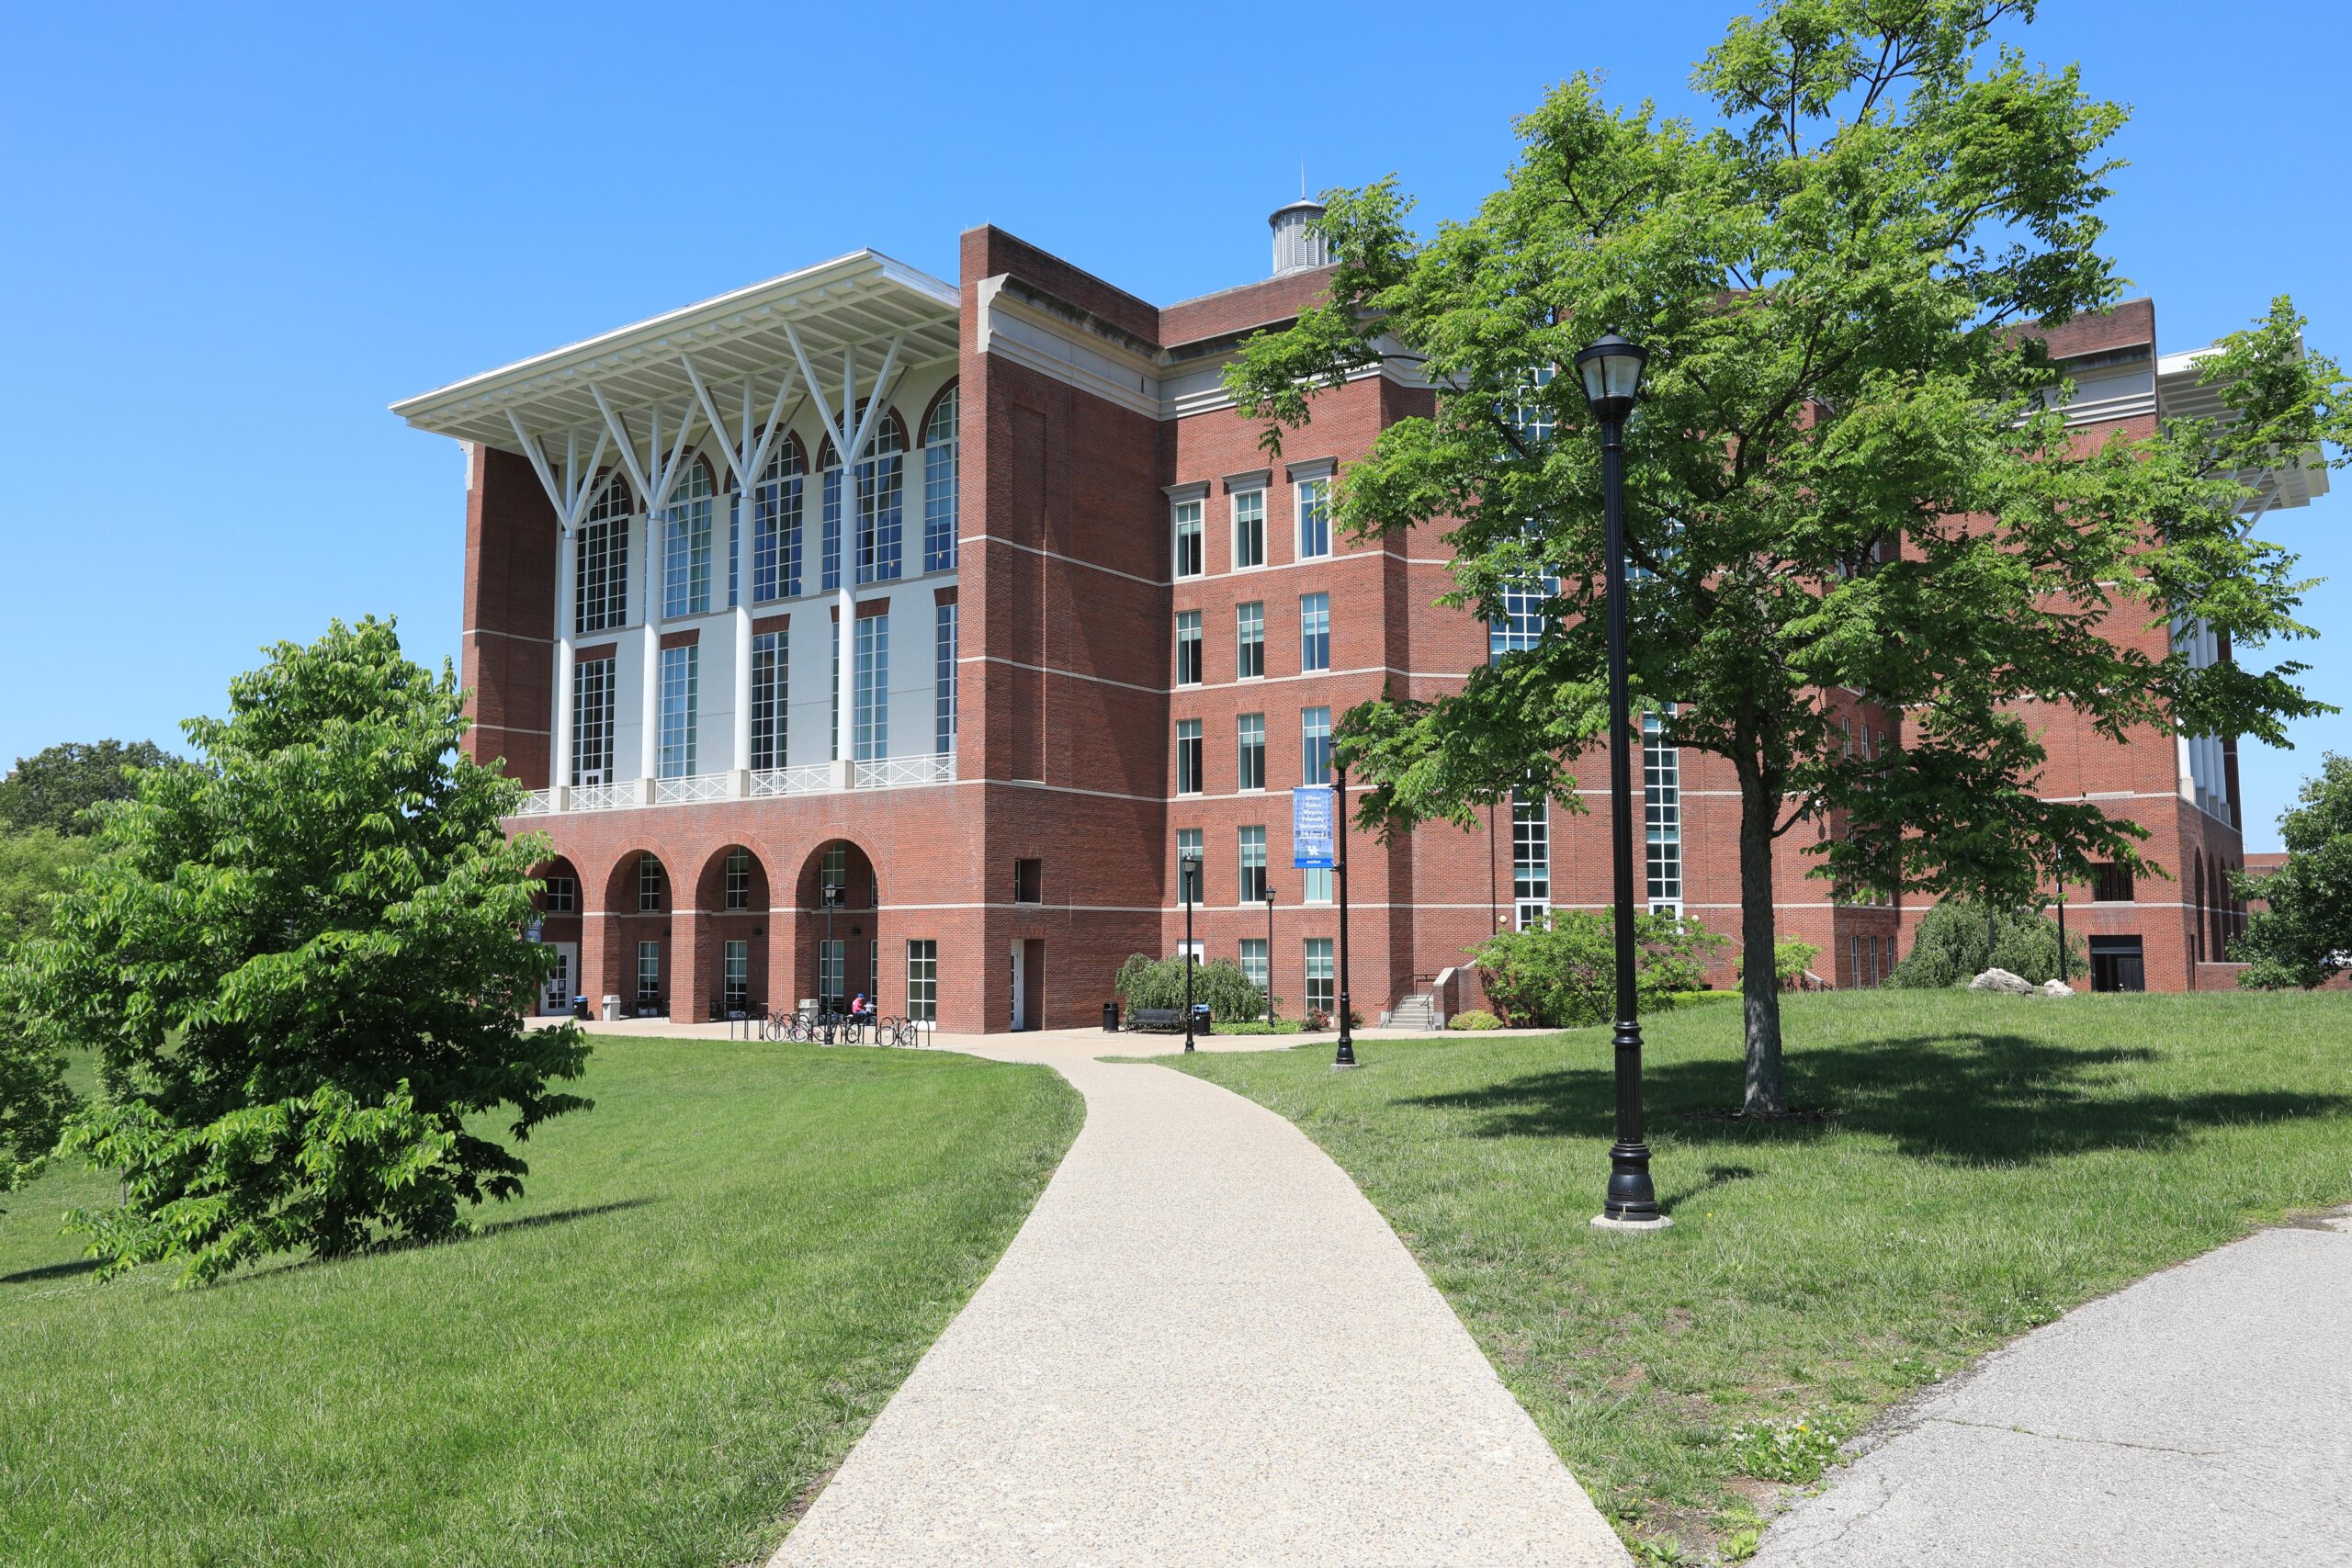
top-left (0, 1036), bottom-right (1081, 1568)
top-left (1171, 990), bottom-right (2352, 1562)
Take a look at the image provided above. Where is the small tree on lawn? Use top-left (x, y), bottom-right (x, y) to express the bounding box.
top-left (0, 739), bottom-right (174, 836)
top-left (2230, 753), bottom-right (2352, 989)
top-left (3, 618), bottom-right (591, 1284)
top-left (1887, 897), bottom-right (2082, 988)
top-left (1227, 0), bottom-right (2346, 1111)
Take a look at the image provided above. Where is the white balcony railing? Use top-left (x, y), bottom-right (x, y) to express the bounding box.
top-left (853, 753), bottom-right (956, 790)
top-left (510, 752), bottom-right (956, 818)
top-left (751, 762), bottom-right (837, 798)
top-left (653, 773), bottom-right (734, 806)
top-left (571, 782), bottom-right (632, 813)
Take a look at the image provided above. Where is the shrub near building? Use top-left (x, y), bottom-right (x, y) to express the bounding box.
top-left (1468, 910), bottom-right (1724, 1029)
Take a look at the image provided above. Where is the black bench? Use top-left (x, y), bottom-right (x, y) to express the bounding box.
top-left (1127, 1007), bottom-right (1208, 1033)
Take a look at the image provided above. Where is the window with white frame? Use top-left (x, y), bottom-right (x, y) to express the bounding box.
top-left (723, 939), bottom-right (749, 1006)
top-left (1176, 828), bottom-right (1204, 902)
top-left (1513, 790), bottom-right (1550, 930)
top-left (638, 855), bottom-right (664, 912)
top-left (1238, 713), bottom-right (1266, 791)
top-left (1172, 499), bottom-right (1204, 579)
top-left (934, 601), bottom-right (957, 754)
top-left (1175, 610), bottom-right (1203, 686)
top-left (752, 438), bottom-right (805, 603)
top-left (571, 657), bottom-right (614, 785)
top-left (854, 612), bottom-right (889, 761)
top-left (637, 939), bottom-right (661, 1000)
top-left (1232, 490), bottom-right (1266, 569)
top-left (659, 644), bottom-right (698, 778)
top-left (1240, 937), bottom-right (1269, 998)
top-left (922, 387), bottom-right (958, 573)
top-left (1296, 477), bottom-right (1331, 558)
top-left (1299, 592), bottom-right (1329, 672)
top-left (575, 474), bottom-right (631, 633)
top-left (1507, 366), bottom-right (1557, 447)
top-left (750, 630), bottom-right (786, 770)
top-left (1176, 719), bottom-right (1203, 795)
top-left (1644, 711), bottom-right (1683, 912)
top-left (1301, 706), bottom-right (1331, 786)
top-left (1239, 825), bottom-right (1269, 902)
top-left (1490, 574), bottom-right (1558, 660)
top-left (724, 847), bottom-right (752, 911)
top-left (906, 939), bottom-right (938, 1021)
top-left (661, 460), bottom-right (715, 618)
top-left (1236, 602), bottom-right (1265, 679)
top-left (1304, 864), bottom-right (1333, 903)
top-left (822, 843), bottom-right (849, 902)
top-left (821, 407), bottom-right (905, 590)
top-left (1305, 937), bottom-right (1335, 1014)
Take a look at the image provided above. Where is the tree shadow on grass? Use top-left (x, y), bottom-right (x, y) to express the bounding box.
top-left (1, 1258), bottom-right (101, 1285)
top-left (1398, 1034), bottom-right (2352, 1167)
top-left (209, 1198), bottom-right (661, 1289)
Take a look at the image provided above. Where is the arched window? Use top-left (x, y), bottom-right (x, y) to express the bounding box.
top-left (922, 385), bottom-right (958, 573)
top-left (820, 406), bottom-right (904, 590)
top-left (576, 472), bottom-right (632, 634)
top-left (753, 435), bottom-right (806, 602)
top-left (660, 458), bottom-right (717, 617)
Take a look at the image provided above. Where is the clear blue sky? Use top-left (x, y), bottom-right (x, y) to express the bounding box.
top-left (1, 1), bottom-right (2344, 850)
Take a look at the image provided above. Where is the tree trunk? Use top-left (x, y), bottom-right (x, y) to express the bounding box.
top-left (1737, 769), bottom-right (1790, 1114)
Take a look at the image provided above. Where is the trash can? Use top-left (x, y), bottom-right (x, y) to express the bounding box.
top-left (1193, 1002), bottom-right (1213, 1037)
top-left (1102, 1000), bottom-right (1121, 1032)
top-left (572, 995), bottom-right (590, 1021)
top-left (600, 994), bottom-right (621, 1022)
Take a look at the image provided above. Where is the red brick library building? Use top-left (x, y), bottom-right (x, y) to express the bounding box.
top-left (394, 204), bottom-right (2313, 1030)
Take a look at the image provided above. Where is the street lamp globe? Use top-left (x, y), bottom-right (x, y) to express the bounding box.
top-left (1574, 333), bottom-right (1649, 425)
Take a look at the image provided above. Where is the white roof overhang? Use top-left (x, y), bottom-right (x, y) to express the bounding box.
top-left (2157, 342), bottom-right (2333, 512)
top-left (390, 250), bottom-right (959, 454)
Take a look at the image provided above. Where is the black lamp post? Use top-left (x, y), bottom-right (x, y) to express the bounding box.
top-left (1575, 333), bottom-right (1667, 1231)
top-left (822, 882), bottom-right (844, 1011)
top-left (1333, 763), bottom-right (1357, 1069)
top-left (1261, 882), bottom-right (1278, 1021)
top-left (1181, 853), bottom-right (1203, 1052)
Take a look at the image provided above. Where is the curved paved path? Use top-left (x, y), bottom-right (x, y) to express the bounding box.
top-left (1752, 1208), bottom-right (2352, 1567)
top-left (772, 1035), bottom-right (1627, 1567)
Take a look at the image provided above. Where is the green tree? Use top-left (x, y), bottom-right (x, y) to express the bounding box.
top-left (2231, 753), bottom-right (2352, 989)
top-left (0, 828), bottom-right (98, 950)
top-left (0, 739), bottom-right (173, 835)
top-left (1226, 1), bottom-right (2345, 1111)
top-left (0, 830), bottom-right (101, 1214)
top-left (1888, 897), bottom-right (2083, 987)
top-left (4, 618), bottom-right (591, 1284)
top-left (1469, 910), bottom-right (1724, 1028)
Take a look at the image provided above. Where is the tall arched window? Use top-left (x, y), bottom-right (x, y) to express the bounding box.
top-left (753, 434), bottom-right (805, 602)
top-left (922, 385), bottom-right (958, 573)
top-left (661, 457), bottom-right (717, 617)
top-left (820, 407), bottom-right (904, 590)
top-left (575, 472), bottom-right (631, 633)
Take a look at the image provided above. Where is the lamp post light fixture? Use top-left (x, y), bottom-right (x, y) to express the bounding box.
top-left (1575, 333), bottom-right (1668, 1233)
top-left (822, 881), bottom-right (845, 1011)
top-left (1261, 882), bottom-right (1278, 1021)
top-left (1333, 762), bottom-right (1357, 1069)
top-left (1181, 853), bottom-right (1204, 1053)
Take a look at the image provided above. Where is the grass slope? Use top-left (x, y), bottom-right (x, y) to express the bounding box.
top-left (0, 1037), bottom-right (1081, 1568)
top-left (1172, 990), bottom-right (2352, 1560)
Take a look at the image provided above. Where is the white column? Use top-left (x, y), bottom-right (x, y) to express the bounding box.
top-left (639, 509), bottom-right (662, 800)
top-left (553, 525), bottom-right (576, 804)
top-left (733, 491), bottom-right (754, 794)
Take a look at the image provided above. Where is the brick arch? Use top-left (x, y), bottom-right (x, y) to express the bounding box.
top-left (687, 844), bottom-right (774, 1018)
top-left (792, 838), bottom-right (883, 1010)
top-left (594, 847), bottom-right (676, 1018)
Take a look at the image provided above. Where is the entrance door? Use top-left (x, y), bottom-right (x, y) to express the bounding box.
top-left (2088, 936), bottom-right (2145, 993)
top-left (541, 943), bottom-right (577, 1015)
top-left (1009, 941), bottom-right (1026, 1032)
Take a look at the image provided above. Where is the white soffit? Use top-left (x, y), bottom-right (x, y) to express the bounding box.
top-left (391, 250), bottom-right (959, 453)
top-left (2158, 342), bottom-right (2333, 511)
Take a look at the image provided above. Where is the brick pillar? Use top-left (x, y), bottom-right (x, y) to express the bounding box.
top-left (670, 909), bottom-right (706, 1024)
top-left (578, 910), bottom-right (610, 1019)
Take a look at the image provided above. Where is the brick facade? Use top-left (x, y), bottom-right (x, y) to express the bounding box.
top-left (452, 227), bottom-right (2256, 1029)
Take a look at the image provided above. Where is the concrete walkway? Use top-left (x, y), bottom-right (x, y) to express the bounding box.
top-left (768, 1032), bottom-right (1628, 1567)
top-left (1753, 1209), bottom-right (2352, 1568)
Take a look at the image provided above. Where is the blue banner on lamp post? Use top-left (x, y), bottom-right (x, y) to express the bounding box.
top-left (1292, 784), bottom-right (1336, 868)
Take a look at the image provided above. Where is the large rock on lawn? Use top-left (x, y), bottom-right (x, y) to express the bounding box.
top-left (1969, 967), bottom-right (2035, 995)
top-left (2040, 978), bottom-right (2075, 997)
